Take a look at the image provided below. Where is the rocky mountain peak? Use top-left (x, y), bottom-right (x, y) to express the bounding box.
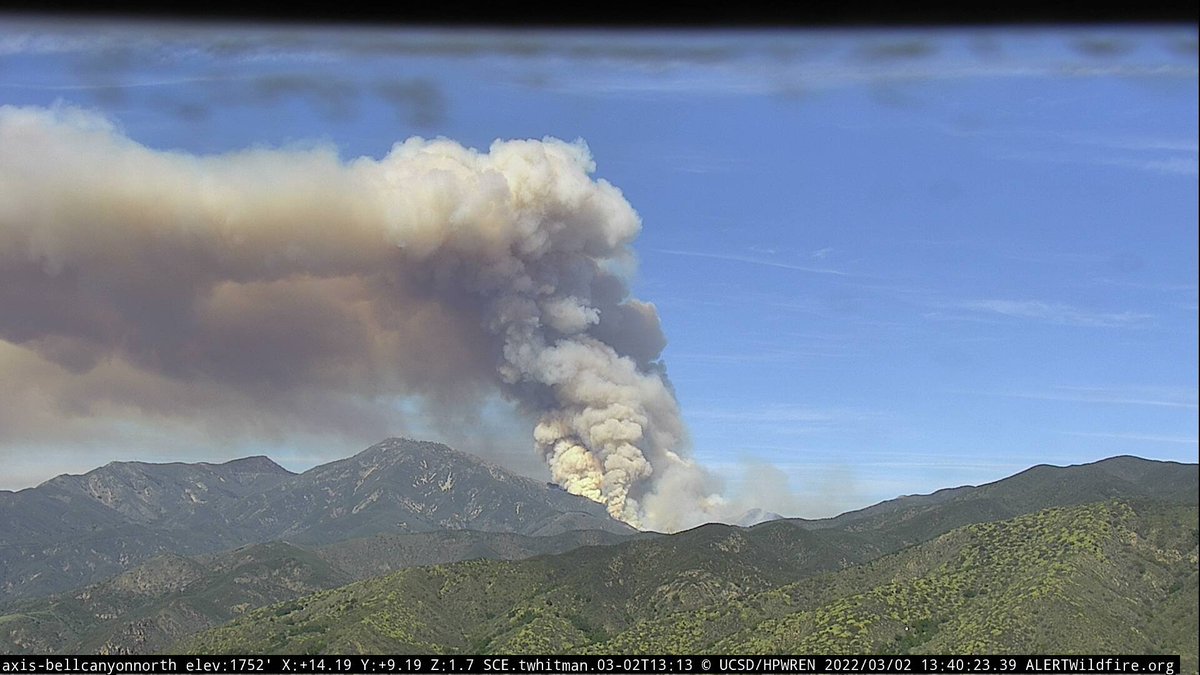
top-left (351, 438), bottom-right (499, 472)
top-left (249, 437), bottom-right (630, 544)
top-left (0, 438), bottom-right (636, 605)
top-left (211, 456), bottom-right (293, 475)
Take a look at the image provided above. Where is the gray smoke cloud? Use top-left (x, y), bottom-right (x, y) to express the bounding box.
top-left (0, 104), bottom-right (724, 530)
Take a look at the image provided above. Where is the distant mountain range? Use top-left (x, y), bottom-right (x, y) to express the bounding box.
top-left (1, 443), bottom-right (1195, 662)
top-left (786, 454), bottom-right (1198, 543)
top-left (0, 438), bottom-right (633, 603)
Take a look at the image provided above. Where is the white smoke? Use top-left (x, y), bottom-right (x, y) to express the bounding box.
top-left (0, 104), bottom-right (722, 530)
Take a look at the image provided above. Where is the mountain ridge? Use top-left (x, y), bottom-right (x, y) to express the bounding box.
top-left (222, 438), bottom-right (632, 543)
top-left (176, 497), bottom-right (1198, 661)
top-left (5, 450), bottom-right (1193, 656)
top-left (774, 454), bottom-right (1197, 539)
top-left (0, 438), bottom-right (634, 603)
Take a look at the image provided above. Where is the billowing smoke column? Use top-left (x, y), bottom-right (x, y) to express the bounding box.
top-left (0, 105), bottom-right (721, 530)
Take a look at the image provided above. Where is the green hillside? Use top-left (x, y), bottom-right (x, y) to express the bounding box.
top-left (0, 542), bottom-right (349, 654)
top-left (601, 500), bottom-right (1198, 660)
top-left (179, 499), bottom-right (1198, 666)
top-left (0, 530), bottom-right (636, 654)
top-left (176, 523), bottom-right (883, 654)
top-left (6, 454), bottom-right (1194, 656)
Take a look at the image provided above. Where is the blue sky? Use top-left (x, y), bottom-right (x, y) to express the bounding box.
top-left (1, 22), bottom-right (1196, 516)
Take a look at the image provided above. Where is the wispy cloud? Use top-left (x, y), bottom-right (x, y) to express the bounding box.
top-left (0, 76), bottom-right (249, 90)
top-left (650, 152), bottom-right (751, 175)
top-left (946, 299), bottom-right (1153, 328)
top-left (1087, 278), bottom-right (1198, 293)
top-left (927, 123), bottom-right (1198, 178)
top-left (669, 349), bottom-right (846, 365)
top-left (548, 60), bottom-right (1199, 99)
top-left (687, 404), bottom-right (888, 428)
top-left (4, 25), bottom-right (1196, 103)
top-left (970, 385), bottom-right (1199, 410)
top-left (920, 311), bottom-right (1006, 325)
top-left (1098, 156), bottom-right (1198, 176)
top-left (999, 250), bottom-right (1110, 265)
top-left (653, 249), bottom-right (849, 276)
top-left (1081, 136), bottom-right (1199, 153)
top-left (1059, 431), bottom-right (1199, 445)
top-left (997, 148), bottom-right (1198, 177)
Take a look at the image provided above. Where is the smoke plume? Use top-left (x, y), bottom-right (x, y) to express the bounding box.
top-left (0, 104), bottom-right (721, 530)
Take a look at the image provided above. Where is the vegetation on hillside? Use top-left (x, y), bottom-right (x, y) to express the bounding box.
top-left (180, 499), bottom-right (1198, 670)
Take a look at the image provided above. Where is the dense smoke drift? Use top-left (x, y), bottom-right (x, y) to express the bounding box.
top-left (0, 105), bottom-right (723, 530)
